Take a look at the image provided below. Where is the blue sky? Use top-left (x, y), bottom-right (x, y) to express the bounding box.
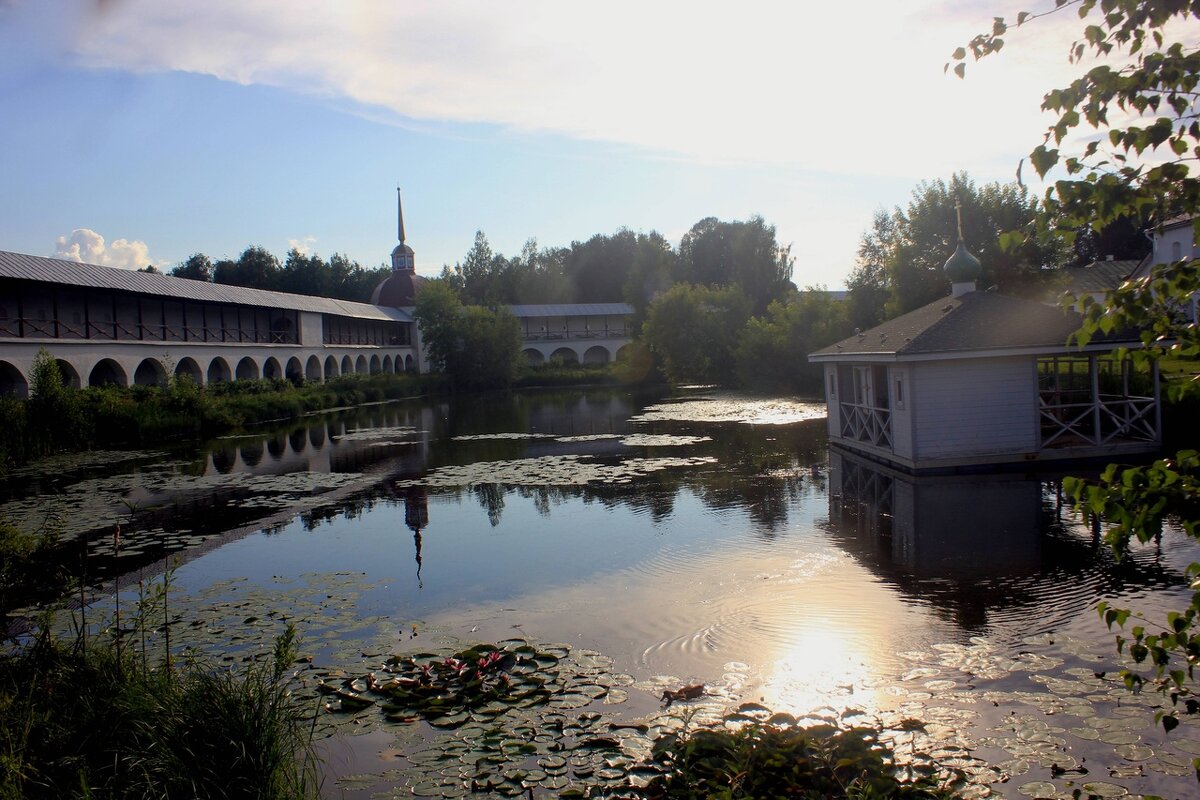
top-left (0, 1), bottom-right (1094, 288)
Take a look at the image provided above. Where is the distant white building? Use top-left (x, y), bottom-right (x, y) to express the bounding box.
top-left (810, 234), bottom-right (1160, 473)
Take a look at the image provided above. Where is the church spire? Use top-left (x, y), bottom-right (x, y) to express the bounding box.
top-left (390, 187), bottom-right (415, 273)
top-left (397, 186), bottom-right (406, 245)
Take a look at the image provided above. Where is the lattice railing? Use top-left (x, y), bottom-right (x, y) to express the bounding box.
top-left (839, 402), bottom-right (893, 449)
top-left (1039, 393), bottom-right (1158, 447)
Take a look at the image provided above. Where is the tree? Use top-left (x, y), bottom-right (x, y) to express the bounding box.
top-left (172, 253), bottom-right (213, 282)
top-left (952, 0), bottom-right (1200, 736)
top-left (677, 217), bottom-right (794, 315)
top-left (849, 173), bottom-right (1066, 322)
top-left (413, 279), bottom-right (522, 388)
top-left (735, 291), bottom-right (852, 394)
top-left (643, 284), bottom-right (751, 384)
top-left (213, 246), bottom-right (279, 290)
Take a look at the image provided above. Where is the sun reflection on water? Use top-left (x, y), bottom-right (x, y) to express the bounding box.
top-left (757, 618), bottom-right (885, 720)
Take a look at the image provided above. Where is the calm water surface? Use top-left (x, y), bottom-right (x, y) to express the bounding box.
top-left (6, 386), bottom-right (1200, 798)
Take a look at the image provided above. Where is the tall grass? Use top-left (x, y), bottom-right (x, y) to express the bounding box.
top-left (0, 620), bottom-right (318, 799)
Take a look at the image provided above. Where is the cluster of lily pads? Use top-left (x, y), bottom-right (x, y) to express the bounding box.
top-left (449, 432), bottom-right (712, 448)
top-left (628, 396), bottom-right (826, 426)
top-left (395, 454), bottom-right (716, 490)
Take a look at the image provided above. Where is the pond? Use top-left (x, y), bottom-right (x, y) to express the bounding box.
top-left (5, 386), bottom-right (1200, 799)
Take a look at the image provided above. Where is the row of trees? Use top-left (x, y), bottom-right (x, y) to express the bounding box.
top-left (440, 216), bottom-right (794, 316)
top-left (169, 247), bottom-right (390, 303)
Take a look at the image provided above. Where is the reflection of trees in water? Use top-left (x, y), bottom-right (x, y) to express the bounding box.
top-left (473, 483), bottom-right (506, 528)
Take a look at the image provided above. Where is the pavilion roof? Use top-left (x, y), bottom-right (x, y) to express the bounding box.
top-left (809, 290), bottom-right (1140, 361)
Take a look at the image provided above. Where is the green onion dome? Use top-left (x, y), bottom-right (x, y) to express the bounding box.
top-left (943, 240), bottom-right (982, 283)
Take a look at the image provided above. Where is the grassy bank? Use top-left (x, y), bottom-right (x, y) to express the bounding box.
top-left (1, 619), bottom-right (317, 799)
top-left (0, 359), bottom-right (448, 475)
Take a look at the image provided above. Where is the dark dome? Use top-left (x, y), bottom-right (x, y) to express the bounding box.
top-left (371, 272), bottom-right (426, 307)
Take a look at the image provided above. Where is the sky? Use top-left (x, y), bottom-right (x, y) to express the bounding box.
top-left (0, 0), bottom-right (1105, 289)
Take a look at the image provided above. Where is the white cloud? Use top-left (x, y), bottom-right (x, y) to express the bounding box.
top-left (54, 228), bottom-right (154, 270)
top-left (49, 0), bottom-right (1152, 181)
top-left (288, 235), bottom-right (317, 256)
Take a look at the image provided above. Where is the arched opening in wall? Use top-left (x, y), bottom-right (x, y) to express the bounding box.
top-left (404, 354), bottom-right (415, 373)
top-left (55, 360), bottom-right (81, 389)
top-left (355, 355), bottom-right (367, 374)
top-left (89, 359), bottom-right (127, 388)
top-left (134, 358), bottom-right (167, 387)
top-left (262, 357), bottom-right (283, 381)
top-left (211, 446), bottom-right (235, 474)
top-left (325, 356), bottom-right (339, 379)
top-left (309, 425), bottom-right (326, 448)
top-left (175, 357), bottom-right (203, 387)
top-left (267, 435), bottom-right (286, 459)
top-left (285, 356), bottom-right (303, 385)
top-left (524, 349), bottom-right (545, 367)
top-left (369, 354), bottom-right (382, 374)
top-left (382, 355), bottom-right (394, 374)
top-left (341, 355), bottom-right (353, 375)
top-left (236, 357), bottom-right (259, 381)
top-left (208, 357), bottom-right (232, 384)
top-left (240, 441), bottom-right (264, 467)
top-left (0, 361), bottom-right (28, 398)
top-left (583, 346), bottom-right (609, 365)
top-left (615, 345), bottom-right (632, 362)
top-left (550, 347), bottom-right (579, 366)
top-left (289, 428), bottom-right (307, 453)
top-left (306, 355), bottom-right (322, 382)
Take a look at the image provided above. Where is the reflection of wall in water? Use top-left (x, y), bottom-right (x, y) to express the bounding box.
top-left (829, 451), bottom-right (1042, 578)
top-left (201, 405), bottom-right (436, 478)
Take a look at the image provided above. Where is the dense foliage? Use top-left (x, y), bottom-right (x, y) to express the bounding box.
top-left (171, 247), bottom-right (389, 303)
top-left (641, 719), bottom-right (958, 800)
top-left (412, 281), bottom-right (523, 390)
top-left (735, 291), bottom-right (853, 394)
top-left (952, 0), bottom-right (1200, 737)
top-left (642, 285), bottom-right (752, 385)
top-left (846, 173), bottom-right (1065, 330)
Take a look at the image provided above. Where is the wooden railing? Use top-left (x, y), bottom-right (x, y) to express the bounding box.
top-left (1039, 392), bottom-right (1158, 447)
top-left (839, 402), bottom-right (893, 449)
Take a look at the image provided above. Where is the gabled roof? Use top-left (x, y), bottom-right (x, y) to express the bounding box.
top-left (0, 250), bottom-right (412, 323)
top-left (1060, 259), bottom-right (1140, 295)
top-left (809, 290), bottom-right (1139, 362)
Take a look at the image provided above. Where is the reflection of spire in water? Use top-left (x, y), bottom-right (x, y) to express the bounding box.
top-left (404, 487), bottom-right (429, 588)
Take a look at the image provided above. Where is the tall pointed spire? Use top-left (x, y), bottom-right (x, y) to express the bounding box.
top-left (397, 186), bottom-right (406, 245)
top-left (390, 187), bottom-right (415, 273)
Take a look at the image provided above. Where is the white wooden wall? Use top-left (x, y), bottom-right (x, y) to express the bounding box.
top-left (909, 357), bottom-right (1037, 459)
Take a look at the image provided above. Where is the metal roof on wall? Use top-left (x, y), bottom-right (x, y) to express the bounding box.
top-left (506, 303), bottom-right (633, 317)
top-left (0, 250), bottom-right (412, 323)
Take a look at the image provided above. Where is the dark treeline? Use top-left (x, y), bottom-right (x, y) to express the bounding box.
top-left (439, 215), bottom-right (794, 317)
top-left (170, 247), bottom-right (390, 303)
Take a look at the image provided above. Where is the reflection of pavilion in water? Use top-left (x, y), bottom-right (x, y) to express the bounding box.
top-left (825, 450), bottom-right (1182, 631)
